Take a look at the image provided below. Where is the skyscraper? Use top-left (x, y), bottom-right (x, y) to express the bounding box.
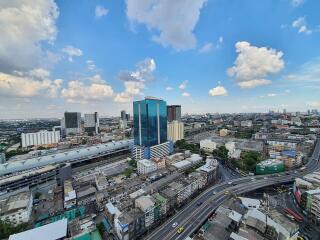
top-left (132, 97), bottom-right (172, 160)
top-left (167, 105), bottom-right (181, 122)
top-left (133, 97), bottom-right (167, 147)
top-left (63, 112), bottom-right (81, 136)
top-left (84, 112), bottom-right (99, 135)
top-left (121, 110), bottom-right (127, 121)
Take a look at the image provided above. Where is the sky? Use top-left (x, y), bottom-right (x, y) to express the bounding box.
top-left (0, 0), bottom-right (320, 119)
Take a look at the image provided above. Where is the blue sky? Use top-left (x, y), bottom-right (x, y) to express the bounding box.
top-left (0, 0), bottom-right (320, 118)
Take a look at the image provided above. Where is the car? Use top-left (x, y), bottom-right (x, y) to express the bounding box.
top-left (224, 191), bottom-right (229, 195)
top-left (228, 181), bottom-right (232, 185)
top-left (197, 201), bottom-right (203, 206)
top-left (264, 177), bottom-right (268, 179)
top-left (177, 226), bottom-right (184, 234)
top-left (172, 222), bottom-right (178, 228)
top-left (212, 191), bottom-right (217, 195)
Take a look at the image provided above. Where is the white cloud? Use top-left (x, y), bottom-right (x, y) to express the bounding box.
top-left (62, 45), bottom-right (83, 62)
top-left (115, 58), bottom-right (155, 103)
top-left (118, 58), bottom-right (156, 82)
top-left (61, 78), bottom-right (113, 102)
top-left (126, 0), bottom-right (206, 51)
top-left (89, 74), bottom-right (105, 84)
top-left (95, 5), bottom-right (109, 18)
top-left (166, 86), bottom-right (173, 91)
top-left (182, 92), bottom-right (190, 97)
top-left (208, 86), bottom-right (228, 96)
top-left (114, 92), bottom-right (132, 103)
top-left (0, 70), bottom-right (62, 98)
top-left (237, 79), bottom-right (272, 89)
top-left (292, 0), bottom-right (304, 7)
top-left (86, 60), bottom-right (96, 70)
top-left (292, 17), bottom-right (312, 35)
top-left (228, 41), bottom-right (284, 88)
top-left (267, 93), bottom-right (277, 97)
top-left (0, 0), bottom-right (59, 72)
top-left (179, 80), bottom-right (189, 90)
top-left (284, 89), bottom-right (291, 94)
top-left (219, 36), bottom-right (223, 44)
top-left (198, 42), bottom-right (213, 53)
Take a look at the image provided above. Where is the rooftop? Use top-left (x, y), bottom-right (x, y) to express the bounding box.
top-left (9, 218), bottom-right (68, 240)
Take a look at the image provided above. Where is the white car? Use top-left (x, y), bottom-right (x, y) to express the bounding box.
top-left (172, 222), bottom-right (178, 228)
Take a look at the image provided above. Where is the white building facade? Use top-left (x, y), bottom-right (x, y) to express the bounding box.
top-left (137, 159), bottom-right (157, 175)
top-left (21, 130), bottom-right (60, 148)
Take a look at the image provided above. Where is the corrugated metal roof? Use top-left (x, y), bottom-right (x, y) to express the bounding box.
top-left (0, 140), bottom-right (133, 176)
top-left (9, 218), bottom-right (68, 240)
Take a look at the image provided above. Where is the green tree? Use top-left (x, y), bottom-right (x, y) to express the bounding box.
top-left (0, 220), bottom-right (28, 239)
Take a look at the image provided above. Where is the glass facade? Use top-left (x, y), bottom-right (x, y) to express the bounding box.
top-left (133, 98), bottom-right (167, 147)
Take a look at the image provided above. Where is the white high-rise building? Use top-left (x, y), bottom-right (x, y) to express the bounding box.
top-left (167, 120), bottom-right (184, 142)
top-left (21, 130), bottom-right (60, 148)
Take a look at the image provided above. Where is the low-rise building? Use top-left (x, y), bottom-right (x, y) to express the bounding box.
top-left (135, 195), bottom-right (155, 227)
top-left (137, 159), bottom-right (157, 175)
top-left (64, 180), bottom-right (76, 209)
top-left (0, 191), bottom-right (33, 225)
top-left (200, 139), bottom-right (217, 153)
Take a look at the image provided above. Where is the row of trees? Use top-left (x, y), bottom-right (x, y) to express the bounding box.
top-left (174, 139), bottom-right (200, 154)
top-left (212, 145), bottom-right (262, 172)
top-left (0, 220), bottom-right (28, 239)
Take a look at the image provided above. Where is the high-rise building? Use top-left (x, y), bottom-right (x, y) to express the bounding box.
top-left (167, 105), bottom-right (181, 122)
top-left (167, 120), bottom-right (184, 142)
top-left (132, 97), bottom-right (172, 160)
top-left (84, 112), bottom-right (99, 135)
top-left (134, 97), bottom-right (167, 147)
top-left (121, 110), bottom-right (127, 121)
top-left (126, 113), bottom-right (130, 121)
top-left (63, 112), bottom-right (81, 136)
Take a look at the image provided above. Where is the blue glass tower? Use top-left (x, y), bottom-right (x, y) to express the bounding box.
top-left (133, 97), bottom-right (167, 147)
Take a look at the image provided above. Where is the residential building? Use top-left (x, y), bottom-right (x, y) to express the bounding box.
top-left (0, 191), bottom-right (33, 225)
top-left (21, 130), bottom-right (60, 148)
top-left (84, 112), bottom-right (99, 135)
top-left (135, 195), bottom-right (155, 227)
top-left (240, 120), bottom-right (252, 128)
top-left (63, 112), bottom-right (81, 136)
top-left (137, 159), bottom-right (157, 175)
top-left (219, 128), bottom-right (228, 137)
top-left (167, 105), bottom-right (181, 122)
top-left (200, 139), bottom-right (217, 153)
top-left (152, 157), bottom-right (166, 170)
top-left (167, 120), bottom-right (184, 142)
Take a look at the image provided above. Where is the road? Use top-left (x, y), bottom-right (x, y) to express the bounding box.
top-left (145, 139), bottom-right (320, 240)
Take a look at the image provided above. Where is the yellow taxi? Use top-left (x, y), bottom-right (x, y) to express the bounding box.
top-left (177, 226), bottom-right (184, 234)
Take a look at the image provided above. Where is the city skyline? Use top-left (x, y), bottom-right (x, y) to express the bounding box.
top-left (1, 0), bottom-right (320, 119)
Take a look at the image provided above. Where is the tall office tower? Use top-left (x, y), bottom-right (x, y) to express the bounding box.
top-left (167, 105), bottom-right (181, 122)
top-left (63, 112), bottom-right (81, 136)
top-left (84, 112), bottom-right (99, 135)
top-left (121, 110), bottom-right (126, 121)
top-left (132, 97), bottom-right (173, 160)
top-left (125, 113), bottom-right (130, 121)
